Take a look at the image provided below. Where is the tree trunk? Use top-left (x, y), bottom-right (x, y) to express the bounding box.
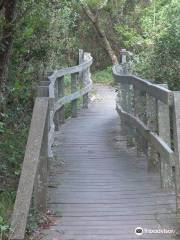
top-left (0, 0), bottom-right (17, 112)
top-left (81, 3), bottom-right (118, 65)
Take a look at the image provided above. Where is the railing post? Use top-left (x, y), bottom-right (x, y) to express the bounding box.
top-left (120, 49), bottom-right (127, 72)
top-left (172, 92), bottom-right (180, 213)
top-left (57, 76), bottom-right (65, 125)
top-left (83, 86), bottom-right (89, 108)
top-left (83, 68), bottom-right (89, 109)
top-left (37, 80), bottom-right (50, 97)
top-left (134, 87), bottom-right (147, 156)
top-left (157, 84), bottom-right (174, 189)
top-left (120, 83), bottom-right (128, 137)
top-left (71, 73), bottom-right (78, 117)
top-left (79, 49), bottom-right (84, 86)
top-left (118, 49), bottom-right (127, 136)
top-left (119, 49), bottom-right (134, 145)
top-left (146, 94), bottom-right (158, 171)
top-left (33, 84), bottom-right (49, 213)
top-left (116, 82), bottom-right (126, 136)
top-left (54, 80), bottom-right (59, 131)
top-left (33, 111), bottom-right (48, 213)
top-left (80, 50), bottom-right (89, 109)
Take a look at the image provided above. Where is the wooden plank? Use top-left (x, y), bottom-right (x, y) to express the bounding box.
top-left (57, 76), bottom-right (65, 125)
top-left (157, 84), bottom-right (174, 188)
top-left (71, 72), bottom-right (78, 117)
top-left (34, 104), bottom-right (49, 213)
top-left (173, 92), bottom-right (180, 213)
top-left (11, 97), bottom-right (49, 240)
top-left (134, 86), bottom-right (145, 155)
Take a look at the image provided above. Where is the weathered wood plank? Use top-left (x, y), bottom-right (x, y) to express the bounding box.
top-left (157, 84), bottom-right (174, 188)
top-left (57, 76), bottom-right (65, 125)
top-left (11, 98), bottom-right (49, 240)
top-left (71, 72), bottom-right (78, 117)
top-left (173, 92), bottom-right (180, 213)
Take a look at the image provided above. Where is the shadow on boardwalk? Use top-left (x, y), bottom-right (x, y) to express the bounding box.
top-left (40, 84), bottom-right (180, 240)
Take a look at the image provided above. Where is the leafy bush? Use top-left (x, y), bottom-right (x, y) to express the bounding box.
top-left (92, 67), bottom-right (113, 85)
top-left (133, 0), bottom-right (180, 90)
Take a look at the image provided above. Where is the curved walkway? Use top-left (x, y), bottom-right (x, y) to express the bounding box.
top-left (41, 85), bottom-right (179, 240)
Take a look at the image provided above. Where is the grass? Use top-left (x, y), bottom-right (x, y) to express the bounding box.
top-left (0, 190), bottom-right (15, 239)
top-left (92, 66), bottom-right (114, 85)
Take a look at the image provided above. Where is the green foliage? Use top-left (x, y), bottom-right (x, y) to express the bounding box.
top-left (0, 0), bottom-right (79, 230)
top-left (115, 24), bottom-right (143, 48)
top-left (0, 191), bottom-right (15, 220)
top-left (0, 191), bottom-right (15, 239)
top-left (92, 67), bottom-right (113, 85)
top-left (133, 0), bottom-right (180, 90)
top-left (0, 215), bottom-right (9, 239)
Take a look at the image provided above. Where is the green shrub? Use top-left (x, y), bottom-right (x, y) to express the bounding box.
top-left (92, 67), bottom-right (113, 85)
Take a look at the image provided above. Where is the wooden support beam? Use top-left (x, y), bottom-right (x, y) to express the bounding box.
top-left (57, 76), bottom-right (65, 125)
top-left (119, 83), bottom-right (128, 137)
top-left (79, 49), bottom-right (84, 85)
top-left (83, 66), bottom-right (90, 109)
top-left (125, 84), bottom-right (135, 147)
top-left (54, 80), bottom-right (59, 131)
top-left (10, 98), bottom-right (49, 240)
top-left (173, 92), bottom-right (180, 213)
top-left (146, 93), bottom-right (158, 171)
top-left (134, 87), bottom-right (144, 156)
top-left (71, 73), bottom-right (78, 117)
top-left (157, 84), bottom-right (174, 189)
top-left (34, 106), bottom-right (49, 212)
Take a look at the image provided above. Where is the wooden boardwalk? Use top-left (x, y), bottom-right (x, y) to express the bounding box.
top-left (41, 85), bottom-right (180, 240)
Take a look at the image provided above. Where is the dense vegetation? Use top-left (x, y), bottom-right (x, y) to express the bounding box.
top-left (0, 0), bottom-right (179, 237)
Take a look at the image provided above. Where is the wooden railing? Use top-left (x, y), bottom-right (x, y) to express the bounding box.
top-left (48, 50), bottom-right (92, 157)
top-left (10, 50), bottom-right (93, 240)
top-left (114, 49), bottom-right (180, 213)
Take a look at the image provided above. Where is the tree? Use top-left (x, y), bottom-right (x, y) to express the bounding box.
top-left (80, 0), bottom-right (118, 64)
top-left (0, 0), bottom-right (17, 113)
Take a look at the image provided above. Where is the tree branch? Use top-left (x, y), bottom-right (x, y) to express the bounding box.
top-left (80, 0), bottom-right (118, 64)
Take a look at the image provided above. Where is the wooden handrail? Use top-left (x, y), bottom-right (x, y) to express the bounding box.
top-left (10, 97), bottom-right (49, 240)
top-left (10, 49), bottom-right (93, 239)
top-left (114, 49), bottom-right (180, 213)
top-left (48, 52), bottom-right (93, 98)
top-left (48, 51), bottom-right (93, 157)
top-left (113, 66), bottom-right (173, 105)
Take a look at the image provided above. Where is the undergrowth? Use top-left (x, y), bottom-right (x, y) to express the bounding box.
top-left (92, 67), bottom-right (113, 85)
